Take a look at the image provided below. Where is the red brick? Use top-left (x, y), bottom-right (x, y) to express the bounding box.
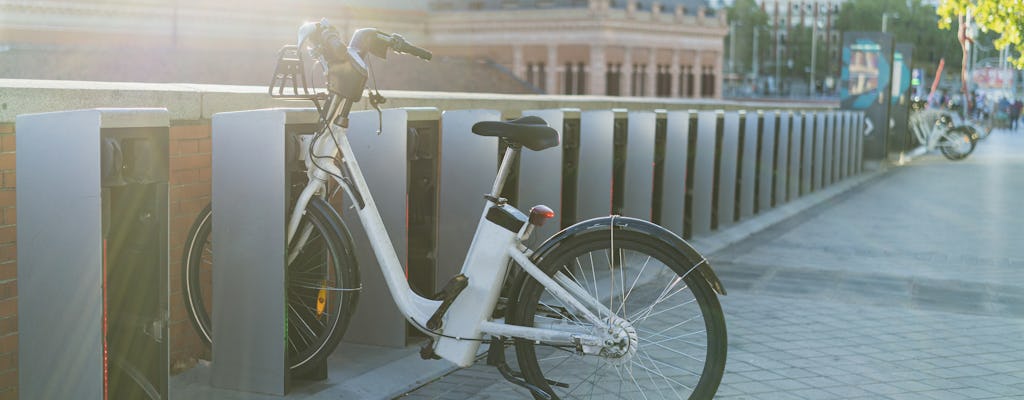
top-left (0, 154), bottom-right (13, 171)
top-left (197, 138), bottom-right (212, 154)
top-left (2, 209), bottom-right (13, 226)
top-left (1, 173), bottom-right (13, 189)
top-left (169, 168), bottom-right (199, 186)
top-left (0, 388), bottom-right (17, 400)
top-left (0, 282), bottom-right (14, 301)
top-left (0, 370), bottom-right (16, 393)
top-left (0, 353), bottom-right (12, 374)
top-left (0, 246), bottom-right (15, 264)
top-left (0, 335), bottom-right (15, 354)
top-left (176, 139), bottom-right (200, 155)
top-left (169, 154), bottom-right (211, 171)
top-left (0, 125), bottom-right (13, 135)
top-left (170, 125), bottom-right (211, 140)
top-left (0, 228), bottom-right (12, 246)
top-left (0, 264), bottom-right (14, 282)
top-left (0, 136), bottom-right (13, 153)
top-left (170, 183), bottom-right (210, 202)
top-left (0, 317), bottom-right (17, 335)
top-left (0, 299), bottom-right (13, 320)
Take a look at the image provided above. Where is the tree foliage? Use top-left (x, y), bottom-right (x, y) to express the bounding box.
top-left (724, 0), bottom-right (770, 76)
top-left (835, 0), bottom-right (962, 77)
top-left (937, 0), bottom-right (1024, 68)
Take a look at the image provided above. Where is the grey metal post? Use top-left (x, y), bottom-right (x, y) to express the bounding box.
top-left (18, 108), bottom-right (170, 400)
top-left (622, 110), bottom-right (656, 220)
top-left (211, 108), bottom-right (318, 394)
top-left (343, 108), bottom-right (440, 347)
top-left (692, 111), bottom-right (717, 236)
top-left (822, 112), bottom-right (834, 188)
top-left (717, 111), bottom-right (740, 227)
top-left (774, 111), bottom-right (790, 204)
top-left (758, 111), bottom-right (777, 211)
top-left (436, 109), bottom-right (501, 291)
top-left (788, 111), bottom-right (803, 200)
top-left (813, 112), bottom-right (826, 191)
top-left (520, 109), bottom-right (565, 241)
top-left (801, 112), bottom-right (814, 195)
top-left (577, 110), bottom-right (616, 221)
top-left (661, 111), bottom-right (692, 237)
top-left (739, 111), bottom-right (759, 219)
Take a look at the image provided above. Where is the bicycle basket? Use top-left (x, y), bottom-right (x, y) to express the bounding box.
top-left (268, 45), bottom-right (327, 100)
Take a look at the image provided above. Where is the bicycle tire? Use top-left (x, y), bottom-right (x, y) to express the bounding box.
top-left (509, 226), bottom-right (726, 400)
top-left (939, 127), bottom-right (975, 161)
top-left (181, 198), bottom-right (360, 375)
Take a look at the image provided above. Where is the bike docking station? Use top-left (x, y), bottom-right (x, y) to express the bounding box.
top-left (210, 107), bottom-right (320, 395)
top-left (16, 108), bottom-right (170, 399)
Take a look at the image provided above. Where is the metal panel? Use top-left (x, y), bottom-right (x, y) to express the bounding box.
top-left (822, 112), bottom-right (834, 188)
top-left (342, 108), bottom-right (433, 347)
top-left (856, 113), bottom-right (865, 173)
top-left (843, 112), bottom-right (852, 178)
top-left (739, 111), bottom-right (758, 219)
top-left (661, 111), bottom-right (691, 237)
top-left (577, 110), bottom-right (615, 221)
top-left (18, 108), bottom-right (171, 400)
top-left (692, 111), bottom-right (717, 236)
top-left (774, 111), bottom-right (790, 205)
top-left (622, 111), bottom-right (656, 220)
top-left (17, 110), bottom-right (105, 400)
top-left (717, 111), bottom-right (739, 227)
top-left (788, 111), bottom-right (802, 200)
top-left (813, 112), bottom-right (826, 191)
top-left (212, 109), bottom-right (307, 394)
top-left (519, 109), bottom-right (564, 241)
top-left (801, 113), bottom-right (814, 195)
top-left (758, 111), bottom-right (777, 212)
top-left (437, 109), bottom-right (501, 290)
top-left (831, 112), bottom-right (839, 182)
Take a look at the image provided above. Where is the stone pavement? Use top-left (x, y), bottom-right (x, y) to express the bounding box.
top-left (397, 131), bottom-right (1024, 399)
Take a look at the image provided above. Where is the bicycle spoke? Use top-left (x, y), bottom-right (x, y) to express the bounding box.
top-left (616, 252), bottom-right (654, 317)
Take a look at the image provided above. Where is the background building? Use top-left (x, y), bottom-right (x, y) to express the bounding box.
top-left (0, 0), bottom-right (728, 98)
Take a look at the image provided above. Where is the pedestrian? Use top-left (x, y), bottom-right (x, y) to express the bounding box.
top-left (1012, 99), bottom-right (1023, 131)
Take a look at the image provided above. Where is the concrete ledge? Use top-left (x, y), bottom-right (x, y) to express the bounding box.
top-left (1, 79), bottom-right (838, 123)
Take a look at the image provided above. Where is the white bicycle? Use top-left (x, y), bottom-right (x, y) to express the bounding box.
top-left (182, 19), bottom-right (727, 399)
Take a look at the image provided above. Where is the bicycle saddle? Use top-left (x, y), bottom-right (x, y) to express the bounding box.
top-left (472, 116), bottom-right (559, 151)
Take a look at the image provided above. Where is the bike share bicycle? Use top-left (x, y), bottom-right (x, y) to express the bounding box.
top-left (906, 98), bottom-right (990, 161)
top-left (182, 19), bottom-right (727, 399)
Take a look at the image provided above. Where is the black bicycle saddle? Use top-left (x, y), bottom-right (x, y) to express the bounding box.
top-left (471, 116), bottom-right (559, 151)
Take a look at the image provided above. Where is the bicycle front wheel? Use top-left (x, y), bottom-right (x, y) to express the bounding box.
top-left (181, 197), bottom-right (359, 375)
top-left (939, 127), bottom-right (976, 161)
top-left (510, 228), bottom-right (726, 400)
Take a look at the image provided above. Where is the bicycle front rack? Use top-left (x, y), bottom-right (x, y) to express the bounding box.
top-left (269, 45), bottom-right (327, 101)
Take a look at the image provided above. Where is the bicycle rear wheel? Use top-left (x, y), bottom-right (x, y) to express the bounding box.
top-left (939, 127), bottom-right (975, 161)
top-left (509, 228), bottom-right (726, 400)
top-left (181, 197), bottom-right (359, 374)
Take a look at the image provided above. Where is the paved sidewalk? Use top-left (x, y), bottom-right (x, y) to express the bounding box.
top-left (397, 131), bottom-right (1024, 399)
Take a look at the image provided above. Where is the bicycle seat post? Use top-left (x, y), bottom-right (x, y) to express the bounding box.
top-left (489, 142), bottom-right (521, 202)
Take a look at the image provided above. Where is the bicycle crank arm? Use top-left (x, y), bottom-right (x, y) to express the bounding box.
top-left (427, 274), bottom-right (469, 330)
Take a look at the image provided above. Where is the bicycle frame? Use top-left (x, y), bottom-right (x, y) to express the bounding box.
top-left (285, 112), bottom-right (614, 367)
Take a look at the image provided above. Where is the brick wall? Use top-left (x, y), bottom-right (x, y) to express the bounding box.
top-left (0, 121), bottom-right (213, 398)
top-left (167, 123), bottom-right (213, 371)
top-left (0, 124), bottom-right (16, 400)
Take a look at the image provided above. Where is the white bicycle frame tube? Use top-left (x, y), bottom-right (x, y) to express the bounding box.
top-left (285, 119), bottom-right (615, 366)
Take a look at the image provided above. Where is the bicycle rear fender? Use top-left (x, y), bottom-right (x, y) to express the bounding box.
top-left (525, 216), bottom-right (726, 296)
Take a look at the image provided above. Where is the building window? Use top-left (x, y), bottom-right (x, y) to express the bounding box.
top-left (701, 66), bottom-right (715, 97)
top-left (632, 63), bottom-right (646, 96)
top-left (576, 62), bottom-right (586, 95)
top-left (565, 62), bottom-right (575, 94)
top-left (656, 65), bottom-right (671, 97)
top-left (606, 63), bottom-right (621, 96)
top-left (527, 62), bottom-right (547, 91)
top-left (684, 65), bottom-right (695, 97)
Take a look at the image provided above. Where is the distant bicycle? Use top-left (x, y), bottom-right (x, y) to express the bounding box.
top-left (908, 99), bottom-right (981, 161)
top-left (181, 18), bottom-right (728, 399)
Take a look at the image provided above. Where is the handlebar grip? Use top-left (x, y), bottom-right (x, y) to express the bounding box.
top-left (391, 34), bottom-right (432, 61)
top-left (320, 26), bottom-right (348, 63)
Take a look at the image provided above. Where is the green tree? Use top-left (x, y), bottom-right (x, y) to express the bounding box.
top-left (724, 0), bottom-right (770, 77)
top-left (937, 0), bottom-right (1024, 68)
top-left (835, 0), bottom-right (963, 78)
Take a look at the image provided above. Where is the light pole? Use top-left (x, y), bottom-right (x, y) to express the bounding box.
top-left (881, 13), bottom-right (899, 33)
top-left (809, 20), bottom-right (823, 96)
top-left (729, 21), bottom-right (737, 75)
top-left (752, 28), bottom-right (759, 81)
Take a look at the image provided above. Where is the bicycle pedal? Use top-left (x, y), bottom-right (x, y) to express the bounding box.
top-left (419, 340), bottom-right (441, 360)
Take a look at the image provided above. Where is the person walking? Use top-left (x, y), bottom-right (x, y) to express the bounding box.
top-left (1012, 99), bottom-right (1023, 131)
